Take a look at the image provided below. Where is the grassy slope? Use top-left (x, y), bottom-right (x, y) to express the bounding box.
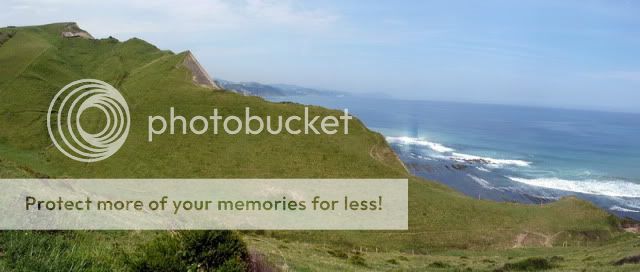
top-left (246, 233), bottom-right (640, 271)
top-left (0, 23), bottom-right (637, 271)
top-left (0, 24), bottom-right (399, 179)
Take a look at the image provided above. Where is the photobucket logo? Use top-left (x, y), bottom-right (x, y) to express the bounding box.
top-left (47, 79), bottom-right (130, 162)
top-left (148, 107), bottom-right (353, 142)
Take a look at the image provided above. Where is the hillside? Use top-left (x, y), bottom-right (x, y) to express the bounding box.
top-left (0, 23), bottom-right (637, 271)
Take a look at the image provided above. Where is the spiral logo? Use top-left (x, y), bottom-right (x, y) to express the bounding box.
top-left (47, 79), bottom-right (130, 162)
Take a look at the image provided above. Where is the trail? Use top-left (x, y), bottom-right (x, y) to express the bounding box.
top-left (513, 231), bottom-right (564, 248)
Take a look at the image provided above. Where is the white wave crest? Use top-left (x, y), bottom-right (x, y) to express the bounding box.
top-left (451, 152), bottom-right (531, 167)
top-left (386, 136), bottom-right (455, 153)
top-left (508, 177), bottom-right (640, 198)
top-left (467, 174), bottom-right (494, 189)
top-left (610, 206), bottom-right (640, 213)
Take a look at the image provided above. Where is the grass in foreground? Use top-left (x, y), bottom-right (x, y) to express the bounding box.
top-left (0, 230), bottom-right (249, 272)
top-left (246, 233), bottom-right (640, 271)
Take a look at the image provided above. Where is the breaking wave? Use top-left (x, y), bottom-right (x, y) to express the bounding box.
top-left (609, 206), bottom-right (640, 213)
top-left (386, 136), bottom-right (530, 168)
top-left (507, 176), bottom-right (640, 198)
top-left (386, 136), bottom-right (455, 153)
top-left (467, 174), bottom-right (494, 189)
top-left (451, 152), bottom-right (531, 167)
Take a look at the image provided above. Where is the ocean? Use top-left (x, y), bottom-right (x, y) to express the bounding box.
top-left (266, 94), bottom-right (640, 220)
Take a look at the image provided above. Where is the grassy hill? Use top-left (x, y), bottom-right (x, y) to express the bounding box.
top-left (1, 23), bottom-right (638, 271)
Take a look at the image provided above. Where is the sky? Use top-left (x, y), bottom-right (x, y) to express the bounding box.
top-left (4, 0), bottom-right (640, 112)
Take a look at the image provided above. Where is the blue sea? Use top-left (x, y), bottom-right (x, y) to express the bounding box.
top-left (267, 94), bottom-right (640, 220)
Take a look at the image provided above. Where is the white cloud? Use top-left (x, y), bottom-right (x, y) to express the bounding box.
top-left (4, 0), bottom-right (338, 38)
top-left (245, 0), bottom-right (337, 28)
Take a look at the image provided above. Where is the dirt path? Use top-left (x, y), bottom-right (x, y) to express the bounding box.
top-left (249, 238), bottom-right (289, 271)
top-left (513, 231), bottom-right (564, 248)
top-left (513, 233), bottom-right (529, 248)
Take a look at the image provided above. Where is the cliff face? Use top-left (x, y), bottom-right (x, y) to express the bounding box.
top-left (61, 22), bottom-right (94, 39)
top-left (182, 51), bottom-right (221, 90)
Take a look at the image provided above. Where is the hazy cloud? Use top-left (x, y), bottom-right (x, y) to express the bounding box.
top-left (5, 0), bottom-right (338, 37)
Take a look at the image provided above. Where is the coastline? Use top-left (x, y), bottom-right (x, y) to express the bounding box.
top-left (265, 94), bottom-right (640, 221)
top-left (388, 135), bottom-right (640, 220)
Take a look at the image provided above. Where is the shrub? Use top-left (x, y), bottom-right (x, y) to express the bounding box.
top-left (214, 257), bottom-right (249, 272)
top-left (128, 230), bottom-right (249, 272)
top-left (613, 255), bottom-right (640, 266)
top-left (181, 230), bottom-right (249, 271)
top-left (327, 249), bottom-right (348, 259)
top-left (495, 257), bottom-right (554, 271)
top-left (549, 256), bottom-right (564, 262)
top-left (429, 261), bottom-right (450, 268)
top-left (348, 253), bottom-right (366, 266)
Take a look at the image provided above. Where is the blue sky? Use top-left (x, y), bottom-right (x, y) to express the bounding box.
top-left (5, 0), bottom-right (640, 112)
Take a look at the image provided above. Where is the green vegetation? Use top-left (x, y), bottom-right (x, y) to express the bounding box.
top-left (496, 257), bottom-right (555, 271)
top-left (127, 231), bottom-right (249, 272)
top-left (0, 22), bottom-right (638, 271)
top-left (246, 233), bottom-right (640, 271)
top-left (0, 30), bottom-right (15, 47)
top-left (614, 255), bottom-right (640, 266)
top-left (0, 230), bottom-right (248, 272)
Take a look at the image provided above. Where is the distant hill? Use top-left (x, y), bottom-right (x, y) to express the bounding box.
top-left (216, 79), bottom-right (348, 97)
top-left (215, 79), bottom-right (286, 96)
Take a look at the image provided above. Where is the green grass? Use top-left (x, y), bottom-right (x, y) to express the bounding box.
top-left (0, 22), bottom-right (634, 271)
top-left (0, 231), bottom-right (141, 271)
top-left (245, 233), bottom-right (640, 271)
top-left (0, 230), bottom-right (249, 272)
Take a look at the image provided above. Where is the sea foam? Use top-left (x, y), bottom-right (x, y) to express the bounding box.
top-left (451, 152), bottom-right (531, 167)
top-left (386, 136), bottom-right (455, 153)
top-left (508, 176), bottom-right (640, 198)
top-left (609, 206), bottom-right (640, 213)
top-left (386, 136), bottom-right (531, 168)
top-left (466, 174), bottom-right (494, 189)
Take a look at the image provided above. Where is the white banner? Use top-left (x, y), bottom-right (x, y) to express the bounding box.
top-left (0, 179), bottom-right (407, 230)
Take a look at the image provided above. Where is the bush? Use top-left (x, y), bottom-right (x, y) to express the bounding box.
top-left (429, 261), bottom-right (450, 268)
top-left (613, 255), bottom-right (640, 266)
top-left (128, 230), bottom-right (249, 272)
top-left (181, 231), bottom-right (249, 271)
top-left (348, 253), bottom-right (366, 267)
top-left (495, 257), bottom-right (555, 271)
top-left (214, 257), bottom-right (249, 272)
top-left (327, 249), bottom-right (348, 259)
